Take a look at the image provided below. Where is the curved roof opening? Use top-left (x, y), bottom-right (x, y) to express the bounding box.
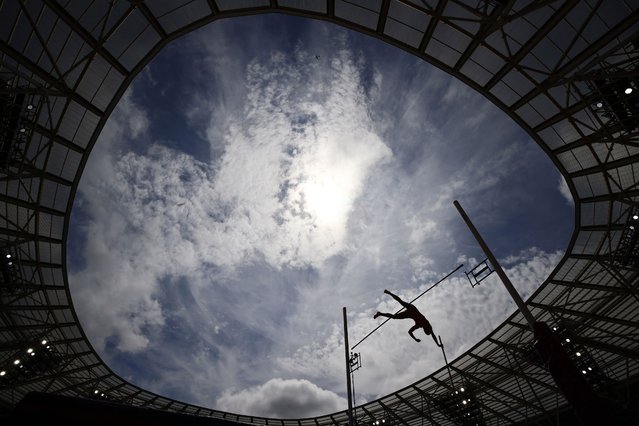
top-left (1, 2), bottom-right (637, 424)
top-left (68, 14), bottom-right (572, 417)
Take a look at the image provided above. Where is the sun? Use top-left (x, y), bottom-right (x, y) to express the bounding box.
top-left (293, 131), bottom-right (371, 234)
top-left (302, 171), bottom-right (351, 229)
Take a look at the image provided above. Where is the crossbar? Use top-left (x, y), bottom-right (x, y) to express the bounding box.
top-left (351, 264), bottom-right (463, 350)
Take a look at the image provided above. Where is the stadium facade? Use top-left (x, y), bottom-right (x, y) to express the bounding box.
top-left (0, 1), bottom-right (638, 424)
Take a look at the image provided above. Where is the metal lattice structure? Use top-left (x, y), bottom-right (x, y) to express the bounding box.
top-left (0, 1), bottom-right (638, 424)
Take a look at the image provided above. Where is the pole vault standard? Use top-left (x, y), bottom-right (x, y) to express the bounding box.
top-left (342, 265), bottom-right (463, 424)
top-left (453, 200), bottom-right (610, 425)
top-left (351, 264), bottom-right (464, 351)
top-left (453, 200), bottom-right (535, 329)
top-left (342, 307), bottom-right (354, 426)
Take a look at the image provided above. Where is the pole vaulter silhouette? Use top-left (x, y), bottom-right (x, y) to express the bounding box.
top-left (374, 289), bottom-right (442, 346)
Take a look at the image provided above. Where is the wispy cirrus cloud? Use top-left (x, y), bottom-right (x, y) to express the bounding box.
top-left (68, 15), bottom-right (573, 416)
top-left (70, 21), bottom-right (392, 409)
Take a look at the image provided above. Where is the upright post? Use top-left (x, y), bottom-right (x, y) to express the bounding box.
top-left (453, 200), bottom-right (536, 330)
top-left (343, 307), bottom-right (354, 426)
top-left (453, 200), bottom-right (611, 424)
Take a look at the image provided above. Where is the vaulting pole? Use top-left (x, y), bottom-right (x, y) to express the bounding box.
top-left (343, 307), bottom-right (354, 426)
top-left (453, 200), bottom-right (535, 330)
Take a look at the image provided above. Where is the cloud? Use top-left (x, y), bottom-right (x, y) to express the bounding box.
top-left (70, 90), bottom-right (166, 353)
top-left (558, 174), bottom-right (574, 205)
top-left (117, 89), bottom-right (149, 139)
top-left (276, 248), bottom-right (564, 401)
top-left (208, 47), bottom-right (392, 269)
top-left (216, 378), bottom-right (346, 418)
top-left (69, 24), bottom-right (393, 391)
top-left (68, 16), bottom-right (574, 411)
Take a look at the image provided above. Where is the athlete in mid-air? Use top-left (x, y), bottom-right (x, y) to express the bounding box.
top-left (374, 289), bottom-right (441, 346)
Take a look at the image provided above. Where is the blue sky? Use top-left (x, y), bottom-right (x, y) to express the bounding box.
top-left (67, 14), bottom-right (574, 418)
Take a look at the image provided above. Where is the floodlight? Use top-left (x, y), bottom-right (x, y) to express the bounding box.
top-left (94, 390), bottom-right (99, 394)
top-left (30, 352), bottom-right (35, 356)
top-left (596, 102), bottom-right (603, 108)
top-left (552, 327), bottom-right (557, 331)
top-left (13, 359), bottom-right (20, 365)
top-left (582, 370), bottom-right (587, 374)
top-left (7, 262), bottom-right (12, 266)
top-left (588, 367), bottom-right (592, 371)
top-left (460, 387), bottom-right (465, 392)
top-left (27, 348), bottom-right (33, 353)
top-left (576, 351), bottom-right (582, 357)
top-left (633, 214), bottom-right (638, 220)
top-left (625, 87), bottom-right (633, 94)
top-left (27, 104), bottom-right (33, 110)
top-left (630, 226), bottom-right (635, 230)
top-left (19, 128), bottom-right (25, 133)
top-left (565, 338), bottom-right (571, 343)
top-left (0, 371), bottom-right (5, 376)
top-left (5, 254), bottom-right (10, 259)
top-left (462, 400), bottom-right (467, 405)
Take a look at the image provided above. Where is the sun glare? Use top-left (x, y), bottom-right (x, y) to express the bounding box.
top-left (302, 173), bottom-right (351, 228)
top-left (294, 132), bottom-right (374, 233)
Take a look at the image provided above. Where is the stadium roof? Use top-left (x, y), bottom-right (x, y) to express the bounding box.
top-left (1, 1), bottom-right (638, 424)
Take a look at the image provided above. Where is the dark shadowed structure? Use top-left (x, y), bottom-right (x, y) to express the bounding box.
top-left (1, 1), bottom-right (638, 425)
